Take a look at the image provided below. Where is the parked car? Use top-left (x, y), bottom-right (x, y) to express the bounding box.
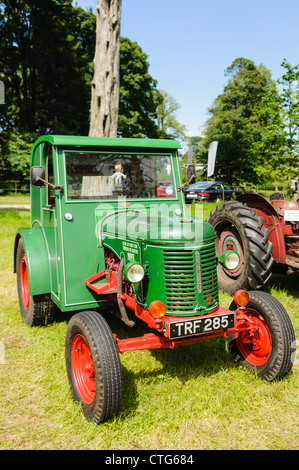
top-left (184, 181), bottom-right (241, 202)
top-left (157, 181), bottom-right (174, 197)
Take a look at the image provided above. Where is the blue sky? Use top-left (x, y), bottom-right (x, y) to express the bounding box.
top-left (74, 0), bottom-right (299, 137)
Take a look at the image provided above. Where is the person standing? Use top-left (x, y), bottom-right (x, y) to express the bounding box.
top-left (291, 176), bottom-right (298, 199)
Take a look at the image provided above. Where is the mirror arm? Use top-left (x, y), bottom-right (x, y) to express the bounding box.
top-left (37, 177), bottom-right (63, 191)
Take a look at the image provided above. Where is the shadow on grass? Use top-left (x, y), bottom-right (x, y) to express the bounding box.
top-left (265, 272), bottom-right (299, 299)
top-left (94, 307), bottom-right (239, 420)
top-left (52, 305), bottom-right (242, 421)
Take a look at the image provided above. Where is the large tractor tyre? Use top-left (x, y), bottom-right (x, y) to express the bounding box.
top-left (65, 310), bottom-right (123, 424)
top-left (207, 201), bottom-right (274, 294)
top-left (227, 291), bottom-right (296, 381)
top-left (16, 238), bottom-right (56, 326)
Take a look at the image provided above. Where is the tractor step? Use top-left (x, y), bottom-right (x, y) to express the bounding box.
top-left (85, 270), bottom-right (118, 295)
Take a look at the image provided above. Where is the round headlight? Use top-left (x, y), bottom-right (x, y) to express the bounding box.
top-left (219, 250), bottom-right (240, 270)
top-left (225, 251), bottom-right (240, 270)
top-left (123, 263), bottom-right (145, 283)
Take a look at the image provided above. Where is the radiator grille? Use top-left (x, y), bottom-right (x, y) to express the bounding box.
top-left (163, 250), bottom-right (196, 312)
top-left (200, 244), bottom-right (219, 310)
top-left (163, 245), bottom-right (218, 314)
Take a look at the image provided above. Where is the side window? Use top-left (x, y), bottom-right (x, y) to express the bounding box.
top-left (46, 144), bottom-right (55, 206)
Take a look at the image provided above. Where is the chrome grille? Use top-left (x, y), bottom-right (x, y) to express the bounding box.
top-left (163, 244), bottom-right (218, 314)
top-left (163, 250), bottom-right (196, 312)
top-left (200, 244), bottom-right (219, 310)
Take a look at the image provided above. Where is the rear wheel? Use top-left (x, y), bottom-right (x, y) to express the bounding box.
top-left (207, 201), bottom-right (274, 293)
top-left (228, 291), bottom-right (295, 381)
top-left (16, 238), bottom-right (56, 326)
top-left (65, 310), bottom-right (122, 423)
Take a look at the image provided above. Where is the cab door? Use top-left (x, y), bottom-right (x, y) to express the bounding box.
top-left (42, 144), bottom-right (60, 300)
top-left (59, 200), bottom-right (104, 309)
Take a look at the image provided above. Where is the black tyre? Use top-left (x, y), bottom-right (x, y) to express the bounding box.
top-left (207, 201), bottom-right (274, 293)
top-left (228, 291), bottom-right (296, 381)
top-left (16, 238), bottom-right (56, 326)
top-left (269, 192), bottom-right (284, 201)
top-left (65, 310), bottom-right (123, 423)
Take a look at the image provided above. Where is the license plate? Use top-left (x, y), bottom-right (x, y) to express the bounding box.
top-left (168, 313), bottom-right (235, 339)
top-left (186, 194), bottom-right (196, 198)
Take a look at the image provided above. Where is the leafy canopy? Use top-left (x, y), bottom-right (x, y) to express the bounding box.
top-left (201, 58), bottom-right (285, 186)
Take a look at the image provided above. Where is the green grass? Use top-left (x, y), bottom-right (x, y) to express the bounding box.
top-left (0, 207), bottom-right (298, 450)
top-left (0, 193), bottom-right (30, 205)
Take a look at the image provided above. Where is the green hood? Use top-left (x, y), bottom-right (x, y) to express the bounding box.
top-left (99, 210), bottom-right (215, 245)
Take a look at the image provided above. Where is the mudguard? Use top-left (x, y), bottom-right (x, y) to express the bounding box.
top-left (237, 193), bottom-right (286, 263)
top-left (14, 227), bottom-right (51, 296)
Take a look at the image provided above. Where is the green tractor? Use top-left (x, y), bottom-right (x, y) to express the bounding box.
top-left (14, 135), bottom-right (296, 423)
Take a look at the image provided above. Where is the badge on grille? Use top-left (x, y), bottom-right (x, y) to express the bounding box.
top-left (195, 251), bottom-right (202, 293)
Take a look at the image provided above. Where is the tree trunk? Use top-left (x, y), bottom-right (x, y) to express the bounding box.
top-left (89, 0), bottom-right (122, 137)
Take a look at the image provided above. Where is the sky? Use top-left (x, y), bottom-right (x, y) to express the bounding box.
top-left (74, 0), bottom-right (299, 137)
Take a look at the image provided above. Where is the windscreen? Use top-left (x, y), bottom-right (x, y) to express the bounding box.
top-left (65, 152), bottom-right (174, 199)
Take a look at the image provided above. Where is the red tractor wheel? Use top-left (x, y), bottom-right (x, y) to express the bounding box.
top-left (16, 238), bottom-right (56, 326)
top-left (71, 334), bottom-right (96, 405)
top-left (228, 291), bottom-right (295, 381)
top-left (65, 310), bottom-right (123, 423)
top-left (20, 253), bottom-right (30, 310)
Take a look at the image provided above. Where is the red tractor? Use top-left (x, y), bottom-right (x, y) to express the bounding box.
top-left (207, 192), bottom-right (299, 293)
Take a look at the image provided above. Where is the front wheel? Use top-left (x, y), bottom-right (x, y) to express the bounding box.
top-left (65, 310), bottom-right (123, 423)
top-left (228, 291), bottom-right (296, 381)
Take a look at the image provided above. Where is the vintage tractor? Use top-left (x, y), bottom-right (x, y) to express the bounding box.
top-left (207, 193), bottom-right (299, 293)
top-left (14, 136), bottom-right (296, 423)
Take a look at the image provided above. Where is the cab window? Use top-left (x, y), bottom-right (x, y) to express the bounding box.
top-left (65, 152), bottom-right (174, 200)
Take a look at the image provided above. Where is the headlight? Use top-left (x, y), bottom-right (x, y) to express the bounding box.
top-left (123, 262), bottom-right (145, 283)
top-left (219, 250), bottom-right (240, 270)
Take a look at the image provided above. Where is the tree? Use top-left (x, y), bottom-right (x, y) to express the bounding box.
top-left (0, 0), bottom-right (95, 135)
top-left (156, 90), bottom-right (186, 141)
top-left (89, 0), bottom-right (122, 137)
top-left (201, 58), bottom-right (285, 185)
top-left (278, 59), bottom-right (299, 170)
top-left (0, 0), bottom-right (96, 185)
top-left (118, 37), bottom-right (161, 138)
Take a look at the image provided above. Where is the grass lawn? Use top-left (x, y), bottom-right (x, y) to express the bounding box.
top-left (0, 193), bottom-right (30, 205)
top-left (0, 205), bottom-right (298, 450)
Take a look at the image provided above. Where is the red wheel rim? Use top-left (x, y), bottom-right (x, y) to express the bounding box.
top-left (71, 334), bottom-right (95, 404)
top-left (20, 253), bottom-right (30, 310)
top-left (236, 310), bottom-right (272, 366)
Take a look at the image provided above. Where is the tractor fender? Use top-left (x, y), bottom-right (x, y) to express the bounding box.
top-left (14, 227), bottom-right (51, 296)
top-left (237, 193), bottom-right (286, 263)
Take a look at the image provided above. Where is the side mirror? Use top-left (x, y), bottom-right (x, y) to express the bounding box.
top-left (30, 166), bottom-right (63, 191)
top-left (30, 166), bottom-right (46, 188)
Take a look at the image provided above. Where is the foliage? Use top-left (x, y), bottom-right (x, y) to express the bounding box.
top-left (156, 90), bottom-right (187, 142)
top-left (200, 58), bottom-right (285, 186)
top-left (1, 3), bottom-right (180, 183)
top-left (0, 129), bottom-right (37, 185)
top-left (118, 37), bottom-right (161, 138)
top-left (278, 59), bottom-right (299, 171)
top-left (0, 0), bottom-right (94, 135)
